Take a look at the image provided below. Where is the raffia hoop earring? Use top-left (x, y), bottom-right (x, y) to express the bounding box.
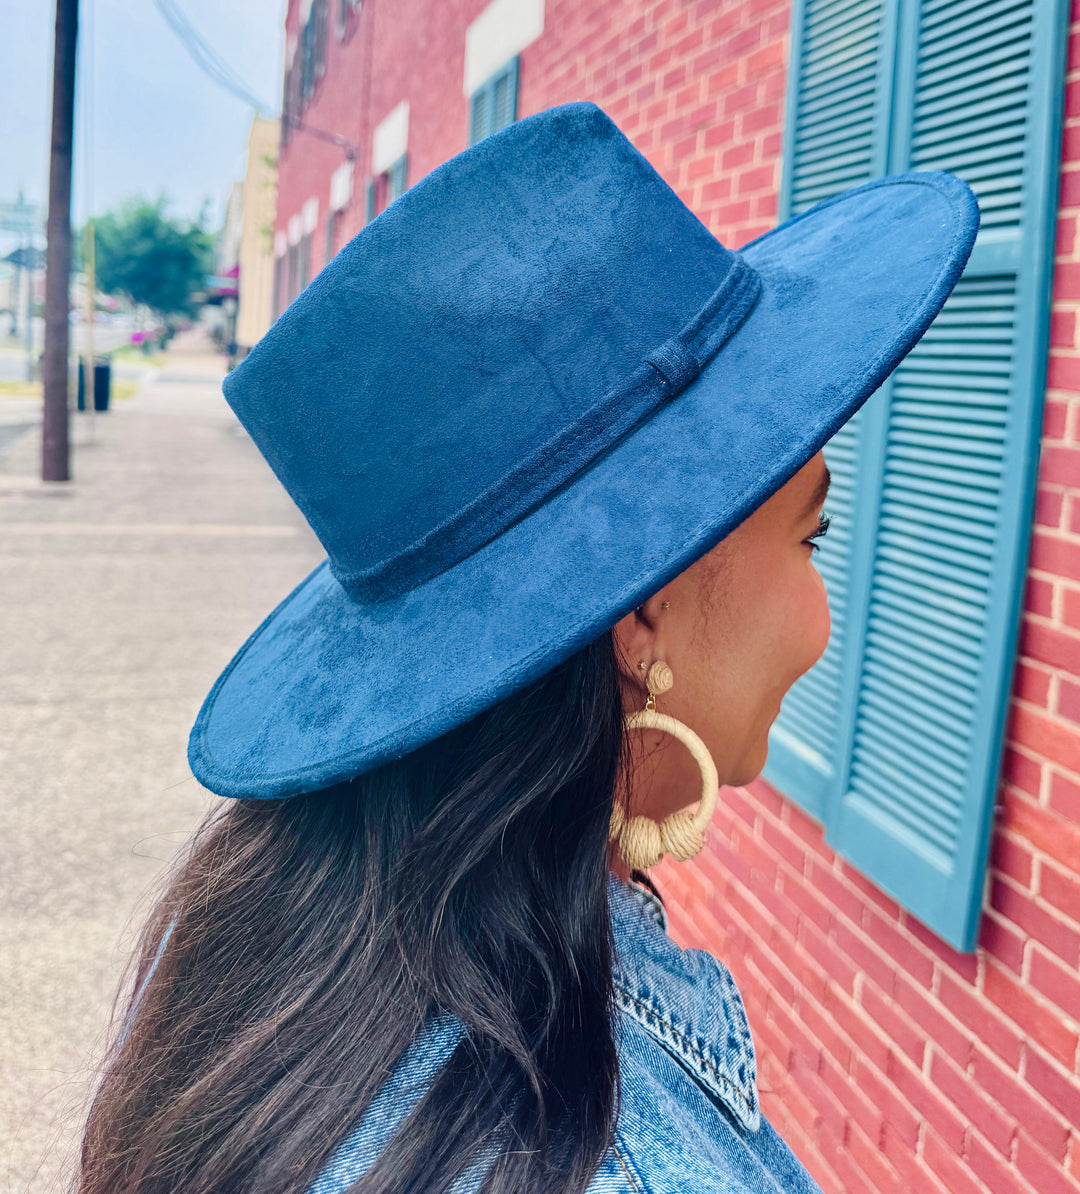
top-left (611, 660), bottom-right (719, 870)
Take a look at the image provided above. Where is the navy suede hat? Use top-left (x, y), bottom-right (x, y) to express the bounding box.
top-left (188, 100), bottom-right (978, 800)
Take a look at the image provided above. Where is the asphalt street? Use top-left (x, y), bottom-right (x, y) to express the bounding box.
top-left (0, 332), bottom-right (324, 1191)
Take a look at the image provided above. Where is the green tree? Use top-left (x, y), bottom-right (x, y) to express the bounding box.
top-left (87, 196), bottom-right (213, 320)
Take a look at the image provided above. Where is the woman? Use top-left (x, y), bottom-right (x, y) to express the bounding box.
top-left (77, 102), bottom-right (977, 1193)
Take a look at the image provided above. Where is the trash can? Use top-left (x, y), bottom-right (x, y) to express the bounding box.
top-left (76, 358), bottom-right (111, 411)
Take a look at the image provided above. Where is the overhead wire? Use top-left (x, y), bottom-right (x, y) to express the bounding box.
top-left (152, 0), bottom-right (273, 114)
top-left (154, 0), bottom-right (362, 163)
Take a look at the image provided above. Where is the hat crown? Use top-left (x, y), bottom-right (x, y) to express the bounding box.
top-left (224, 103), bottom-right (756, 601)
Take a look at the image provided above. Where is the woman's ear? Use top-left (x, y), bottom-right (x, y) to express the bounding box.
top-left (612, 596), bottom-right (672, 697)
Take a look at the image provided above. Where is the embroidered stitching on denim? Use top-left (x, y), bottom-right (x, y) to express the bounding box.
top-left (614, 985), bottom-right (756, 1123)
top-left (616, 973), bottom-right (754, 1077)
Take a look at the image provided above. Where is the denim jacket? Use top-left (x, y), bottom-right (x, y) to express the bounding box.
top-left (308, 874), bottom-right (823, 1193)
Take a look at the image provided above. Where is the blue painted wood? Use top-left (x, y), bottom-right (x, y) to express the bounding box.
top-left (770, 0), bottom-right (1068, 950)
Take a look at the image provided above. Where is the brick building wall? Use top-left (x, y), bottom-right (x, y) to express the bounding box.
top-left (274, 0), bottom-right (1080, 1189)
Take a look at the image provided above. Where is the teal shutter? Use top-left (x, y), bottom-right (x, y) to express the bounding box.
top-left (469, 87), bottom-right (491, 145)
top-left (365, 178), bottom-right (376, 224)
top-left (769, 0), bottom-right (892, 818)
top-left (388, 153), bottom-right (408, 203)
top-left (779, 0), bottom-right (892, 216)
top-left (469, 56), bottom-right (519, 145)
top-left (491, 56), bottom-right (518, 132)
top-left (768, 0), bottom-right (1068, 949)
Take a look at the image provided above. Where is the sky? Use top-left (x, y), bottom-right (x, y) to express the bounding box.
top-left (0, 0), bottom-right (287, 249)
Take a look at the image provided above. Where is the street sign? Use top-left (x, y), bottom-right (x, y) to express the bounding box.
top-left (0, 197), bottom-right (42, 236)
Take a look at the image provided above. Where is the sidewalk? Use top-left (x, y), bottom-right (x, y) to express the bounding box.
top-left (0, 332), bottom-right (324, 1192)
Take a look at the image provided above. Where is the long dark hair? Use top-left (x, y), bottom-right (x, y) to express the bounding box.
top-left (78, 627), bottom-right (636, 1194)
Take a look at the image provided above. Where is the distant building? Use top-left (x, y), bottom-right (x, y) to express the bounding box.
top-left (221, 180), bottom-right (245, 274)
top-left (270, 2), bottom-right (1080, 1192)
top-left (203, 180), bottom-right (244, 352)
top-left (236, 116), bottom-right (280, 357)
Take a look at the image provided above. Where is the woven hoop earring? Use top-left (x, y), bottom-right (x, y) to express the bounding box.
top-left (611, 660), bottom-right (719, 870)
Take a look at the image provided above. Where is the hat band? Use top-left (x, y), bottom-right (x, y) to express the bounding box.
top-left (334, 253), bottom-right (762, 604)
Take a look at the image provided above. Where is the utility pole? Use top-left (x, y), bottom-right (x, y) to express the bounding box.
top-left (42, 0), bottom-right (78, 482)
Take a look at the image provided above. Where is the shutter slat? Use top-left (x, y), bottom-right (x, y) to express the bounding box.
top-left (804, 0), bottom-right (879, 34)
top-left (872, 583), bottom-right (988, 648)
top-left (853, 724), bottom-right (966, 822)
top-left (859, 688), bottom-right (971, 769)
top-left (919, 8), bottom-right (1031, 63)
top-left (915, 108), bottom-right (1026, 154)
top-left (860, 653), bottom-right (974, 735)
top-left (917, 23), bottom-right (1031, 85)
top-left (891, 422), bottom-right (1006, 447)
top-left (920, 0), bottom-right (1025, 38)
top-left (877, 534), bottom-right (993, 587)
top-left (797, 95), bottom-right (880, 142)
top-left (849, 766), bottom-right (957, 858)
top-left (787, 0), bottom-right (884, 214)
top-left (800, 68), bottom-right (879, 117)
top-left (869, 586), bottom-right (985, 656)
top-left (916, 54), bottom-right (1030, 110)
top-left (878, 513), bottom-right (996, 563)
top-left (887, 441), bottom-right (1005, 475)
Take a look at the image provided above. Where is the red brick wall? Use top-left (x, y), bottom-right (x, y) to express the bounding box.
top-left (274, 1), bottom-right (1080, 1189)
top-left (657, 7), bottom-right (1080, 1190)
top-left (276, 0), bottom-right (789, 264)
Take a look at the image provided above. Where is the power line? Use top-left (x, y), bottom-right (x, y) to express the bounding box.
top-left (154, 1), bottom-right (360, 168)
top-left (153, 0), bottom-right (273, 114)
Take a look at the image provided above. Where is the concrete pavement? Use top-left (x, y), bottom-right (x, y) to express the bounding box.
top-left (0, 332), bottom-right (324, 1190)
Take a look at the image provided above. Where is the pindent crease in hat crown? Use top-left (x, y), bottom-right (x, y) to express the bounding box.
top-left (188, 100), bottom-right (979, 801)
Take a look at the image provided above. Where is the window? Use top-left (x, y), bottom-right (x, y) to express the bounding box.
top-left (286, 242), bottom-right (300, 306)
top-left (283, 0), bottom-right (329, 145)
top-left (387, 154), bottom-right (408, 203)
top-left (364, 154), bottom-right (408, 224)
top-left (766, 0), bottom-right (1070, 950)
top-left (281, 57), bottom-right (300, 148)
top-left (273, 255), bottom-right (285, 321)
top-left (313, 0), bottom-right (328, 79)
top-left (298, 232), bottom-right (313, 293)
top-left (325, 209), bottom-right (341, 264)
top-left (299, 16), bottom-right (315, 101)
top-left (468, 56), bottom-right (519, 145)
top-left (336, 0), bottom-right (361, 40)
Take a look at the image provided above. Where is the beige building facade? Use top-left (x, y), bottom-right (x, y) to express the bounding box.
top-left (236, 115), bottom-right (280, 355)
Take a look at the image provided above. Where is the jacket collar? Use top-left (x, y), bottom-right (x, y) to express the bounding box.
top-left (608, 872), bottom-right (761, 1132)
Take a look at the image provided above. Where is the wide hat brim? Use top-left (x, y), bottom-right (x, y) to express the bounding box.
top-left (189, 170), bottom-right (978, 799)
